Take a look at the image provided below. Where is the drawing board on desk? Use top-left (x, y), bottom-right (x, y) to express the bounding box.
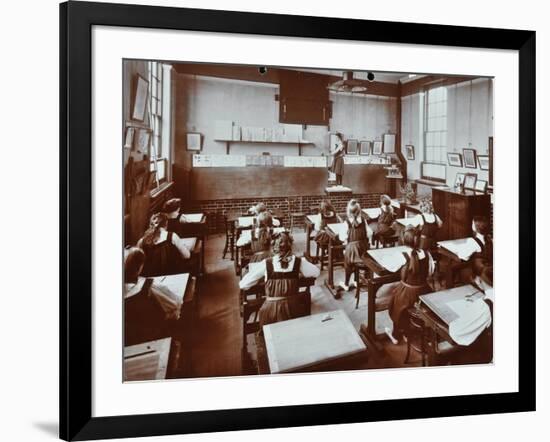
top-left (368, 245), bottom-right (412, 273)
top-left (438, 238), bottom-right (481, 261)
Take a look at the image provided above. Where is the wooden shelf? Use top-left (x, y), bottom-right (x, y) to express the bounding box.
top-left (214, 139), bottom-right (314, 156)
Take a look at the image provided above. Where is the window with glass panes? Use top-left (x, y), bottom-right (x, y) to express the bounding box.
top-left (148, 61), bottom-right (166, 189)
top-left (423, 86), bottom-right (448, 168)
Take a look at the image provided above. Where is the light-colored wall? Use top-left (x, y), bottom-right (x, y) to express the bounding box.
top-left (175, 74), bottom-right (397, 158)
top-left (401, 77), bottom-right (494, 187)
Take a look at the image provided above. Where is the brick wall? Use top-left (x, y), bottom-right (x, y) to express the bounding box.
top-left (184, 193), bottom-right (384, 234)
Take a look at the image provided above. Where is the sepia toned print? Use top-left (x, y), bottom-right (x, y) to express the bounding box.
top-left (123, 61), bottom-right (494, 381)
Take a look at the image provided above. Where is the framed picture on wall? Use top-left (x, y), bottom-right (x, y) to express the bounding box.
top-left (61, 2), bottom-right (535, 440)
top-left (447, 152), bottom-right (463, 167)
top-left (359, 140), bottom-right (371, 155)
top-left (478, 155), bottom-right (490, 170)
top-left (405, 145), bottom-right (415, 160)
top-left (124, 127), bottom-right (135, 149)
top-left (383, 133), bottom-right (396, 153)
top-left (132, 74), bottom-right (149, 121)
top-left (476, 179), bottom-right (488, 192)
top-left (186, 132), bottom-right (202, 151)
top-left (372, 140), bottom-right (383, 155)
top-left (454, 172), bottom-right (466, 188)
top-left (463, 148), bottom-right (477, 168)
top-left (346, 139), bottom-right (358, 155)
top-left (135, 128), bottom-right (151, 152)
top-left (464, 173), bottom-right (478, 190)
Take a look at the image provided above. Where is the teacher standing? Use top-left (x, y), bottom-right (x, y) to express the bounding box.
top-left (329, 132), bottom-right (345, 186)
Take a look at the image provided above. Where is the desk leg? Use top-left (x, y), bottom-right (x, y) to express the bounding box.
top-left (235, 246), bottom-right (241, 276)
top-left (360, 271), bottom-right (384, 353)
top-left (324, 240), bottom-right (340, 299)
top-left (305, 223), bottom-right (312, 262)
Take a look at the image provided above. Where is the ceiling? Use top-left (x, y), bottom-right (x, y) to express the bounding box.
top-left (287, 68), bottom-right (418, 84)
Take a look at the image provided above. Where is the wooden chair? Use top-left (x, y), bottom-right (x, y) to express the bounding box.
top-left (288, 197), bottom-right (306, 232)
top-left (403, 307), bottom-right (428, 366)
top-left (374, 233), bottom-right (399, 249)
top-left (222, 210), bottom-right (239, 260)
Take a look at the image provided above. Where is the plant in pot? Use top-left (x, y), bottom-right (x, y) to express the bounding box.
top-left (400, 182), bottom-right (417, 205)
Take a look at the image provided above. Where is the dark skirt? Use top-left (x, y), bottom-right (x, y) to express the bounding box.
top-left (314, 229), bottom-right (332, 247)
top-left (344, 240), bottom-right (368, 271)
top-left (388, 282), bottom-right (430, 330)
top-left (330, 154), bottom-right (344, 176)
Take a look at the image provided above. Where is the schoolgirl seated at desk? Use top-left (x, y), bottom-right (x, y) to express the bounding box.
top-left (239, 232), bottom-right (320, 328)
top-left (248, 202), bottom-right (281, 227)
top-left (372, 194), bottom-right (397, 245)
top-left (409, 198), bottom-right (443, 250)
top-left (338, 199), bottom-right (373, 291)
top-left (467, 216), bottom-right (493, 287)
top-left (137, 212), bottom-right (191, 277)
top-left (386, 226), bottom-right (435, 343)
top-left (236, 212), bottom-right (279, 263)
top-left (312, 199), bottom-right (341, 259)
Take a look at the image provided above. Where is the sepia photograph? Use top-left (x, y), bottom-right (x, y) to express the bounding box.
top-left (123, 60), bottom-right (494, 382)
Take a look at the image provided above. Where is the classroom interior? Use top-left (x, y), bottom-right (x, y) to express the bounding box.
top-left (123, 60), bottom-right (494, 381)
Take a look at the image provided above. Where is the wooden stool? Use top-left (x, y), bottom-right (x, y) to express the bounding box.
top-left (288, 197), bottom-right (306, 232)
top-left (222, 210), bottom-right (239, 260)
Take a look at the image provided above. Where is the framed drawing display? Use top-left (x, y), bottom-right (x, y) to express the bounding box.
top-left (372, 140), bottom-right (383, 155)
top-left (359, 140), bottom-right (371, 155)
top-left (60, 1), bottom-right (535, 440)
top-left (463, 148), bottom-right (478, 168)
top-left (478, 155), bottom-right (490, 170)
top-left (346, 139), bottom-right (358, 155)
top-left (405, 145), bottom-right (415, 160)
top-left (464, 173), bottom-right (478, 190)
top-left (447, 152), bottom-right (463, 167)
top-left (131, 74), bottom-right (149, 122)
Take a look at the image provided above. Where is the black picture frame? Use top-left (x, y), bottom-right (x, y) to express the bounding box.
top-left (464, 172), bottom-right (478, 190)
top-left (60, 1), bottom-right (536, 440)
top-left (346, 139), bottom-right (358, 155)
top-left (405, 144), bottom-right (415, 160)
top-left (359, 140), bottom-right (371, 155)
top-left (447, 152), bottom-right (463, 167)
top-left (463, 148), bottom-right (478, 168)
top-left (478, 155), bottom-right (490, 170)
top-left (372, 140), bottom-right (383, 155)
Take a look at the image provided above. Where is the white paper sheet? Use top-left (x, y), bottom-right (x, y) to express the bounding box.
top-left (438, 237), bottom-right (482, 261)
top-left (367, 246), bottom-right (412, 273)
top-left (396, 217), bottom-right (421, 227)
top-left (181, 213), bottom-right (203, 223)
top-left (448, 298), bottom-right (492, 346)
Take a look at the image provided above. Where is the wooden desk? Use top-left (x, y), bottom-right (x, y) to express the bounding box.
top-left (432, 187), bottom-right (491, 240)
top-left (263, 310), bottom-right (367, 374)
top-left (179, 213), bottom-right (207, 275)
top-left (124, 273), bottom-right (196, 376)
top-left (362, 200), bottom-right (402, 222)
top-left (324, 223), bottom-right (346, 298)
top-left (357, 246), bottom-right (411, 352)
top-left (124, 337), bottom-right (173, 381)
top-left (240, 264), bottom-right (316, 366)
top-left (436, 238), bottom-right (479, 288)
top-left (392, 216), bottom-right (422, 241)
top-left (416, 284), bottom-right (486, 365)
